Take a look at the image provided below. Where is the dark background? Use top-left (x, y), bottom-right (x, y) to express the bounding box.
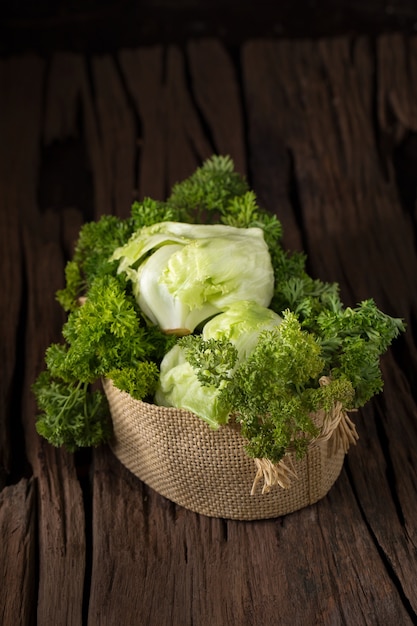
top-left (3, 0), bottom-right (417, 56)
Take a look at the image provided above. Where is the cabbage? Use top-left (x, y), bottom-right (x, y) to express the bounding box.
top-left (111, 222), bottom-right (274, 334)
top-left (155, 301), bottom-right (282, 426)
top-left (202, 300), bottom-right (282, 359)
top-left (154, 344), bottom-right (230, 428)
top-left (129, 244), bottom-right (219, 334)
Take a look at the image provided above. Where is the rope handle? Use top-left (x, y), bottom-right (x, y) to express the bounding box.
top-left (315, 376), bottom-right (359, 456)
top-left (251, 376), bottom-right (359, 495)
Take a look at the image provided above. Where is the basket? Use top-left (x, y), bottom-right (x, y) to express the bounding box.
top-left (103, 378), bottom-right (359, 520)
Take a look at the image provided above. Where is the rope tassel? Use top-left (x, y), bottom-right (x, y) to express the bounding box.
top-left (251, 457), bottom-right (298, 494)
top-left (251, 377), bottom-right (359, 495)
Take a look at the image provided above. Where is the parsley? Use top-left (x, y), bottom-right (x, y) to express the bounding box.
top-left (219, 312), bottom-right (325, 463)
top-left (33, 374), bottom-right (110, 452)
top-left (34, 274), bottom-right (173, 449)
top-left (57, 215), bottom-right (135, 312)
top-left (168, 155), bottom-right (248, 222)
top-left (180, 336), bottom-right (238, 389)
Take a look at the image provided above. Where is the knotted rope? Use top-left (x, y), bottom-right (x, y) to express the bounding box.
top-left (251, 376), bottom-right (359, 495)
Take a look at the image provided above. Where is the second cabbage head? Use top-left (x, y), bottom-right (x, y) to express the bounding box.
top-left (155, 301), bottom-right (283, 428)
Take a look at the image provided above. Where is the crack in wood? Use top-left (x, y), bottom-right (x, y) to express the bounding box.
top-left (2, 34), bottom-right (417, 624)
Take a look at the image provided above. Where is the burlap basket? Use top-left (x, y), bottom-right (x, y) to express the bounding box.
top-left (103, 378), bottom-right (358, 520)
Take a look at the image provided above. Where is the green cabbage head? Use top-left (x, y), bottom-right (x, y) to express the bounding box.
top-left (155, 300), bottom-right (282, 427)
top-left (111, 222), bottom-right (274, 334)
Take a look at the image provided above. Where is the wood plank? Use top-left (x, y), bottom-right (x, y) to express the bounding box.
top-left (119, 46), bottom-right (168, 200)
top-left (243, 35), bottom-right (417, 620)
top-left (243, 37), bottom-right (417, 316)
top-left (91, 55), bottom-right (137, 219)
top-left (240, 39), bottom-right (308, 253)
top-left (186, 39), bottom-right (247, 175)
top-left (163, 44), bottom-right (240, 187)
top-left (0, 58), bottom-right (37, 485)
top-left (88, 37), bottom-right (417, 625)
top-left (21, 208), bottom-right (87, 626)
top-left (88, 447), bottom-right (415, 625)
top-left (346, 355), bottom-right (417, 614)
top-left (0, 479), bottom-right (36, 626)
top-left (1, 55), bottom-right (87, 625)
top-left (2, 33), bottom-right (417, 626)
top-left (0, 166), bottom-right (21, 485)
top-left (43, 52), bottom-right (110, 218)
top-left (0, 207), bottom-right (22, 489)
top-left (119, 45), bottom-right (213, 200)
top-left (376, 33), bottom-right (417, 138)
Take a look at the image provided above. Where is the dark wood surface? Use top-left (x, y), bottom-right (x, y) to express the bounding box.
top-left (1, 27), bottom-right (417, 626)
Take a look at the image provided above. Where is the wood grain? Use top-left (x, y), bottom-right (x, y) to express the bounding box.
top-left (0, 195), bottom-right (21, 485)
top-left (1, 34), bottom-right (417, 625)
top-left (0, 56), bottom-right (87, 625)
top-left (0, 479), bottom-right (36, 626)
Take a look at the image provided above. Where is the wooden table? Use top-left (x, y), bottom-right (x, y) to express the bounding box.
top-left (1, 26), bottom-right (417, 626)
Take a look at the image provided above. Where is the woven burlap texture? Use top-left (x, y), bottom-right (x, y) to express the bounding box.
top-left (103, 378), bottom-right (353, 520)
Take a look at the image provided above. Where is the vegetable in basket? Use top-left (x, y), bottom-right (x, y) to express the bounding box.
top-left (111, 222), bottom-right (274, 334)
top-left (33, 155), bottom-right (405, 466)
top-left (155, 300), bottom-right (282, 428)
